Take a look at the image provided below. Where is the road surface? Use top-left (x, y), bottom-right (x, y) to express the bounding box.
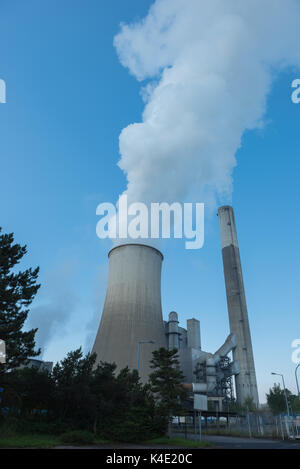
top-left (175, 432), bottom-right (300, 449)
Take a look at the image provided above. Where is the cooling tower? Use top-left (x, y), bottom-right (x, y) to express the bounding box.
top-left (92, 243), bottom-right (167, 383)
top-left (218, 206), bottom-right (259, 406)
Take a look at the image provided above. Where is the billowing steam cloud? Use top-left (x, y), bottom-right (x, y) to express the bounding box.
top-left (114, 0), bottom-right (300, 209)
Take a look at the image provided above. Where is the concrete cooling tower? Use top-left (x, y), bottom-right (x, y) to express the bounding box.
top-left (218, 206), bottom-right (259, 406)
top-left (92, 243), bottom-right (167, 383)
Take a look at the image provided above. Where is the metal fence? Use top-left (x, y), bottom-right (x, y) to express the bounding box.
top-left (171, 413), bottom-right (300, 440)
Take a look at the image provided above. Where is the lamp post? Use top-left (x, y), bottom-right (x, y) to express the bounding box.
top-left (137, 340), bottom-right (155, 372)
top-left (271, 372), bottom-right (290, 416)
top-left (295, 364), bottom-right (300, 401)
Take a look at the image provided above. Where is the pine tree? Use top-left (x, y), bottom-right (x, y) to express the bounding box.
top-left (0, 227), bottom-right (40, 375)
top-left (149, 347), bottom-right (187, 433)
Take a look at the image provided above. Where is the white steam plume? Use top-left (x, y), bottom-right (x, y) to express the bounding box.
top-left (113, 0), bottom-right (300, 210)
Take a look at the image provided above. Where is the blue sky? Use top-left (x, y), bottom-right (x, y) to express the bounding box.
top-left (0, 0), bottom-right (299, 403)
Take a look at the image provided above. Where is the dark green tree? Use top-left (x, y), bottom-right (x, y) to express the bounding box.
top-left (290, 394), bottom-right (300, 413)
top-left (91, 361), bottom-right (118, 433)
top-left (52, 350), bottom-right (162, 440)
top-left (149, 348), bottom-right (188, 435)
top-left (244, 396), bottom-right (257, 412)
top-left (0, 228), bottom-right (40, 376)
top-left (99, 366), bottom-right (159, 442)
top-left (52, 348), bottom-right (97, 426)
top-left (2, 367), bottom-right (55, 416)
top-left (266, 383), bottom-right (296, 415)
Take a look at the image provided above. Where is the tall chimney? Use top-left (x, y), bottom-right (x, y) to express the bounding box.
top-left (92, 243), bottom-right (167, 383)
top-left (187, 318), bottom-right (201, 349)
top-left (218, 206), bottom-right (259, 406)
top-left (167, 311), bottom-right (180, 350)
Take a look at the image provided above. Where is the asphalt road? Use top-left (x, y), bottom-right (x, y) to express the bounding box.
top-left (54, 434), bottom-right (300, 450)
top-left (175, 432), bottom-right (300, 449)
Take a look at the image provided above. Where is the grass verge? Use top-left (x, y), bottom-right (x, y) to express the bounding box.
top-left (0, 433), bottom-right (113, 448)
top-left (146, 437), bottom-right (211, 448)
top-left (0, 434), bottom-right (60, 448)
top-left (0, 433), bottom-right (211, 449)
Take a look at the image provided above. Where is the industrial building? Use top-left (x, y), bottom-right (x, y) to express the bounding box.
top-left (18, 358), bottom-right (53, 373)
top-left (92, 206), bottom-right (259, 406)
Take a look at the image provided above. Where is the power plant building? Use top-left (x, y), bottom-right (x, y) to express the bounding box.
top-left (92, 206), bottom-right (259, 406)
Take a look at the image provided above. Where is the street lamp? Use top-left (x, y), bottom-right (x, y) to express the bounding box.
top-left (295, 364), bottom-right (300, 401)
top-left (271, 372), bottom-right (290, 416)
top-left (137, 340), bottom-right (156, 372)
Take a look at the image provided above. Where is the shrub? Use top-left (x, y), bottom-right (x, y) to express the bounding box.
top-left (107, 419), bottom-right (150, 443)
top-left (101, 407), bottom-right (164, 443)
top-left (59, 430), bottom-right (95, 445)
top-left (0, 415), bottom-right (74, 436)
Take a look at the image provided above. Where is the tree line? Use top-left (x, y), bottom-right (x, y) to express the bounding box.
top-left (0, 227), bottom-right (186, 441)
